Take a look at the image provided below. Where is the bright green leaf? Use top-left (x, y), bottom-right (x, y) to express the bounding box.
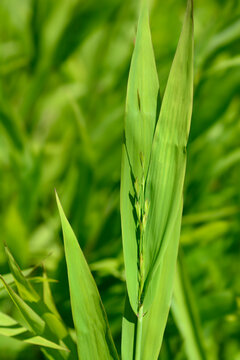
top-left (122, 203), bottom-right (182, 360)
top-left (24, 336), bottom-right (69, 352)
top-left (4, 244), bottom-right (40, 302)
top-left (120, 0), bottom-right (160, 316)
top-left (56, 192), bottom-right (119, 360)
top-left (0, 276), bottom-right (45, 335)
top-left (0, 311), bottom-right (18, 326)
top-left (0, 326), bottom-right (26, 337)
top-left (143, 0), bottom-right (193, 311)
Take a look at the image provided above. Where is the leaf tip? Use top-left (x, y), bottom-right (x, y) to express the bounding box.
top-left (55, 190), bottom-right (62, 214)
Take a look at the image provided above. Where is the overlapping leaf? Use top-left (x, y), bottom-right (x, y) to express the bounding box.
top-left (122, 202), bottom-right (182, 359)
top-left (0, 310), bottom-right (68, 352)
top-left (120, 0), bottom-right (159, 315)
top-left (4, 245), bottom-right (39, 302)
top-left (143, 0), bottom-right (193, 309)
top-left (0, 276), bottom-right (45, 334)
top-left (121, 0), bottom-right (194, 357)
top-left (0, 247), bottom-right (76, 359)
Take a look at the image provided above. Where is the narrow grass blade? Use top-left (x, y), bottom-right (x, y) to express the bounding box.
top-left (24, 336), bottom-right (68, 351)
top-left (0, 276), bottom-right (45, 334)
top-left (0, 329), bottom-right (68, 352)
top-left (2, 247), bottom-right (77, 358)
top-left (4, 244), bottom-right (39, 302)
top-left (42, 268), bottom-right (60, 318)
top-left (120, 0), bottom-right (160, 315)
top-left (172, 250), bottom-right (208, 360)
top-left (0, 269), bottom-right (33, 292)
top-left (0, 311), bottom-right (18, 326)
top-left (143, 0), bottom-right (194, 310)
top-left (56, 192), bottom-right (119, 360)
top-left (0, 326), bottom-right (26, 337)
top-left (0, 311), bottom-right (68, 352)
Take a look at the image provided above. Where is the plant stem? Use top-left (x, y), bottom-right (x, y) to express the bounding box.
top-left (135, 305), bottom-right (143, 360)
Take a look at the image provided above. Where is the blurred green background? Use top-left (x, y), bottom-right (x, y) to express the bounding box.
top-left (0, 0), bottom-right (239, 359)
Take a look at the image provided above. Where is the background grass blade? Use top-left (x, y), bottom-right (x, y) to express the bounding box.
top-left (0, 276), bottom-right (45, 335)
top-left (172, 250), bottom-right (209, 360)
top-left (0, 310), bottom-right (68, 352)
top-left (56, 192), bottom-right (119, 360)
top-left (24, 336), bottom-right (68, 351)
top-left (1, 247), bottom-right (77, 359)
top-left (4, 245), bottom-right (40, 302)
top-left (42, 269), bottom-right (60, 318)
top-left (120, 0), bottom-right (160, 315)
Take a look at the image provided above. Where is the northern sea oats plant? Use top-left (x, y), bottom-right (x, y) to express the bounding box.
top-left (0, 0), bottom-right (194, 359)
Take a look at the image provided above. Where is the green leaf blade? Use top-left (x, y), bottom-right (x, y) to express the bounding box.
top-left (4, 244), bottom-right (40, 303)
top-left (24, 336), bottom-right (69, 352)
top-left (141, 208), bottom-right (183, 359)
top-left (56, 192), bottom-right (119, 360)
top-left (120, 0), bottom-right (160, 315)
top-left (0, 276), bottom-right (45, 335)
top-left (143, 0), bottom-right (194, 309)
top-left (122, 203), bottom-right (182, 360)
top-left (122, 0), bottom-right (194, 357)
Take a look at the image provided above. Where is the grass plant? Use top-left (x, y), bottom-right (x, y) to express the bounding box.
top-left (0, 0), bottom-right (239, 359)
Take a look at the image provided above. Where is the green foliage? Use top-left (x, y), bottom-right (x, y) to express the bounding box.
top-left (0, 247), bottom-right (78, 359)
top-left (121, 0), bottom-right (193, 358)
top-left (0, 0), bottom-right (239, 359)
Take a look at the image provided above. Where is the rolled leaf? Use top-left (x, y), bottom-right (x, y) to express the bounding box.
top-left (120, 0), bottom-right (160, 315)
